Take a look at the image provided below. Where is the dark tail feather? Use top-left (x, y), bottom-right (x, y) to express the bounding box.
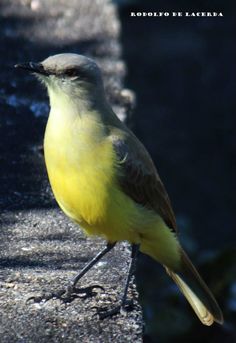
top-left (165, 249), bottom-right (223, 326)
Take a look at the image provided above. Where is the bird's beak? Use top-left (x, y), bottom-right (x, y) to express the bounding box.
top-left (15, 62), bottom-right (49, 76)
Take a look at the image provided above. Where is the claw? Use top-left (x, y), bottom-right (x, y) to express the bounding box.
top-left (26, 289), bottom-right (67, 303)
top-left (93, 299), bottom-right (135, 319)
top-left (95, 304), bottom-right (122, 319)
top-left (26, 284), bottom-right (104, 304)
top-left (72, 284), bottom-right (105, 298)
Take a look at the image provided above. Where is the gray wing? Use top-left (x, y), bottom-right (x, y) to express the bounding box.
top-left (110, 129), bottom-right (177, 231)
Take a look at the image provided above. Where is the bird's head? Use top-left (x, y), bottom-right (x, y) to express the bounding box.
top-left (15, 53), bottom-right (105, 105)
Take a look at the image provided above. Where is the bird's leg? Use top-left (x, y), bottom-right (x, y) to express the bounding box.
top-left (28, 242), bottom-right (116, 303)
top-left (96, 244), bottom-right (139, 319)
top-left (71, 242), bottom-right (116, 288)
top-left (120, 244), bottom-right (139, 309)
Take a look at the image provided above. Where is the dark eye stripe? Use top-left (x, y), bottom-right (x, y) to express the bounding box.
top-left (51, 67), bottom-right (93, 81)
top-left (64, 68), bottom-right (78, 77)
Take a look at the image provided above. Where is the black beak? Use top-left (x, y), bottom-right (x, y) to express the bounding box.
top-left (15, 62), bottom-right (49, 76)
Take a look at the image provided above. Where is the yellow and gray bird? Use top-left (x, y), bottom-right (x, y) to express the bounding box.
top-left (16, 53), bottom-right (223, 325)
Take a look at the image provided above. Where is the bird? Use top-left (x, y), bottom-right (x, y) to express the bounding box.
top-left (15, 53), bottom-right (223, 325)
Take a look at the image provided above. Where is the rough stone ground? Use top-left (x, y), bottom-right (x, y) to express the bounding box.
top-left (0, 210), bottom-right (142, 343)
top-left (0, 0), bottom-right (142, 342)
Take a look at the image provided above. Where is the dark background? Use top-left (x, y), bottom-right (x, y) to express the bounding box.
top-left (118, 0), bottom-right (236, 342)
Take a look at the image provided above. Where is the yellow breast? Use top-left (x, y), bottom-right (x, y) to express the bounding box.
top-left (44, 109), bottom-right (116, 227)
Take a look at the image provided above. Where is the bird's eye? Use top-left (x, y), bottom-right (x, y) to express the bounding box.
top-left (64, 68), bottom-right (78, 77)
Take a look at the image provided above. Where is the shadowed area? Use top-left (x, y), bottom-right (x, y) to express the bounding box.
top-left (119, 0), bottom-right (236, 342)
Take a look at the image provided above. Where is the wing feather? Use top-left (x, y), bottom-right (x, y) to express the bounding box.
top-left (109, 129), bottom-right (177, 231)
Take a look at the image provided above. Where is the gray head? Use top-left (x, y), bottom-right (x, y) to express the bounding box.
top-left (15, 53), bottom-right (105, 99)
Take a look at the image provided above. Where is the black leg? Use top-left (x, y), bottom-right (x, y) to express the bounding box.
top-left (70, 242), bottom-right (116, 288)
top-left (120, 244), bottom-right (139, 308)
top-left (97, 244), bottom-right (139, 319)
top-left (28, 242), bottom-right (116, 303)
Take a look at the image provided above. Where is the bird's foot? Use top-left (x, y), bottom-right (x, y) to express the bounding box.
top-left (94, 298), bottom-right (135, 319)
top-left (27, 284), bottom-right (104, 304)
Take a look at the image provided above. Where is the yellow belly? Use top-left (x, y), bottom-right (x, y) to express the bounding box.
top-left (44, 113), bottom-right (139, 243)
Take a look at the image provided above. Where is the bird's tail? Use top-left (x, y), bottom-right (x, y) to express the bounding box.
top-left (165, 249), bottom-right (223, 326)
